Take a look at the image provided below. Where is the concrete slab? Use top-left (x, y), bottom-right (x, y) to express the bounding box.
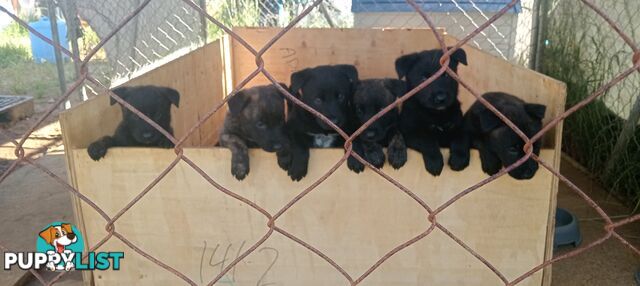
top-left (552, 160), bottom-right (640, 286)
top-left (0, 154), bottom-right (78, 286)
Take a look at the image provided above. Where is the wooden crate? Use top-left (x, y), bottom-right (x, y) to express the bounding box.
top-left (60, 28), bottom-right (566, 286)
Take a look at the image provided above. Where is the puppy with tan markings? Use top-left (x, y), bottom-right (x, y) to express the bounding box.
top-left (395, 48), bottom-right (469, 176)
top-left (463, 92), bottom-right (546, 180)
top-left (348, 78), bottom-right (407, 172)
top-left (219, 84), bottom-right (290, 180)
top-left (39, 224), bottom-right (77, 271)
top-left (87, 85), bottom-right (180, 161)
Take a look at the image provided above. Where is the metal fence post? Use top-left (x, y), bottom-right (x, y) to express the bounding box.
top-left (47, 0), bottom-right (67, 97)
top-left (533, 0), bottom-right (550, 72)
top-left (60, 0), bottom-right (83, 105)
top-left (199, 0), bottom-right (208, 43)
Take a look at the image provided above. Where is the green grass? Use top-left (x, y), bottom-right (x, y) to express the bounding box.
top-left (0, 60), bottom-right (77, 98)
top-left (206, 0), bottom-right (261, 39)
top-left (0, 17), bottom-right (113, 99)
top-left (0, 43), bottom-right (31, 68)
top-left (1, 21), bottom-right (28, 39)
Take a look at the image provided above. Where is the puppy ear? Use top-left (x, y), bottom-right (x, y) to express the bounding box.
top-left (290, 68), bottom-right (311, 95)
top-left (449, 47), bottom-right (468, 66)
top-left (110, 87), bottom-right (129, 105)
top-left (161, 87), bottom-right (180, 107)
top-left (384, 79), bottom-right (406, 98)
top-left (39, 226), bottom-right (55, 245)
top-left (395, 53), bottom-right (420, 79)
top-left (335, 64), bottom-right (358, 84)
top-left (61, 224), bottom-right (73, 234)
top-left (227, 91), bottom-right (248, 115)
top-left (478, 112), bottom-right (500, 133)
top-left (524, 103), bottom-right (546, 120)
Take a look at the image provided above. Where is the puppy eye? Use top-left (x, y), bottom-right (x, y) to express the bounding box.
top-left (62, 230), bottom-right (67, 235)
top-left (55, 233), bottom-right (60, 238)
top-left (338, 93), bottom-right (345, 101)
top-left (256, 121), bottom-right (266, 129)
top-left (314, 98), bottom-right (322, 105)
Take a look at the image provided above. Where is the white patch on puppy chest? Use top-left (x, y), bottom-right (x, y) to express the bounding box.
top-left (308, 133), bottom-right (338, 148)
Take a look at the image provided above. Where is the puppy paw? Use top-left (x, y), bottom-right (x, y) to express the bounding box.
top-left (231, 160), bottom-right (249, 180)
top-left (448, 153), bottom-right (470, 171)
top-left (481, 163), bottom-right (500, 176)
top-left (277, 152), bottom-right (292, 171)
top-left (387, 147), bottom-right (407, 170)
top-left (387, 134), bottom-right (407, 169)
top-left (347, 156), bottom-right (365, 173)
top-left (87, 141), bottom-right (107, 161)
top-left (366, 148), bottom-right (385, 169)
top-left (287, 163), bottom-right (307, 181)
top-left (424, 156), bottom-right (444, 176)
top-left (158, 137), bottom-right (175, 149)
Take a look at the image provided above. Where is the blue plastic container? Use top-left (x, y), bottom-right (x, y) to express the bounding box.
top-left (28, 16), bottom-right (68, 63)
top-left (554, 208), bottom-right (582, 249)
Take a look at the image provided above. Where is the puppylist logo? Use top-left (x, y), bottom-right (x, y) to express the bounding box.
top-left (4, 222), bottom-right (124, 271)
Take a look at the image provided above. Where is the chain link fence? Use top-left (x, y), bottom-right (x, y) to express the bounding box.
top-left (540, 0), bottom-right (640, 211)
top-left (0, 0), bottom-right (639, 285)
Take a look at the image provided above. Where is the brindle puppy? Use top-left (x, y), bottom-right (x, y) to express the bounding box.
top-left (219, 83), bottom-right (290, 180)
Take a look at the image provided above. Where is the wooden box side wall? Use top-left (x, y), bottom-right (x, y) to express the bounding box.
top-left (60, 38), bottom-right (229, 150)
top-left (60, 38), bottom-right (229, 285)
top-left (60, 28), bottom-right (567, 286)
top-left (70, 148), bottom-right (558, 286)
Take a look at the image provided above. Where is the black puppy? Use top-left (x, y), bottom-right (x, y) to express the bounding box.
top-left (219, 84), bottom-right (290, 180)
top-left (280, 64), bottom-right (358, 181)
top-left (87, 85), bottom-right (180, 161)
top-left (463, 92), bottom-right (546, 180)
top-left (396, 47), bottom-right (468, 175)
top-left (348, 78), bottom-right (407, 172)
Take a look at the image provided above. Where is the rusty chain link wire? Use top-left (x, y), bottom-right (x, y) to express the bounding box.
top-left (1, 0), bottom-right (640, 285)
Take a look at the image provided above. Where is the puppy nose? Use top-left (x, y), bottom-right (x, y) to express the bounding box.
top-left (142, 132), bottom-right (153, 139)
top-left (365, 131), bottom-right (376, 139)
top-left (434, 93), bottom-right (447, 104)
top-left (273, 143), bottom-right (282, 151)
top-left (67, 233), bottom-right (75, 239)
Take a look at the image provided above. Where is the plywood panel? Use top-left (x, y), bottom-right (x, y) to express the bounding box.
top-left (60, 39), bottom-right (229, 150)
top-left (72, 148), bottom-right (554, 286)
top-left (231, 28), bottom-right (443, 88)
top-left (61, 28), bottom-right (567, 286)
top-left (60, 94), bottom-right (121, 150)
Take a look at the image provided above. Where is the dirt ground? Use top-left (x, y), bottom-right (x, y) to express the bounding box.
top-left (0, 110), bottom-right (638, 285)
